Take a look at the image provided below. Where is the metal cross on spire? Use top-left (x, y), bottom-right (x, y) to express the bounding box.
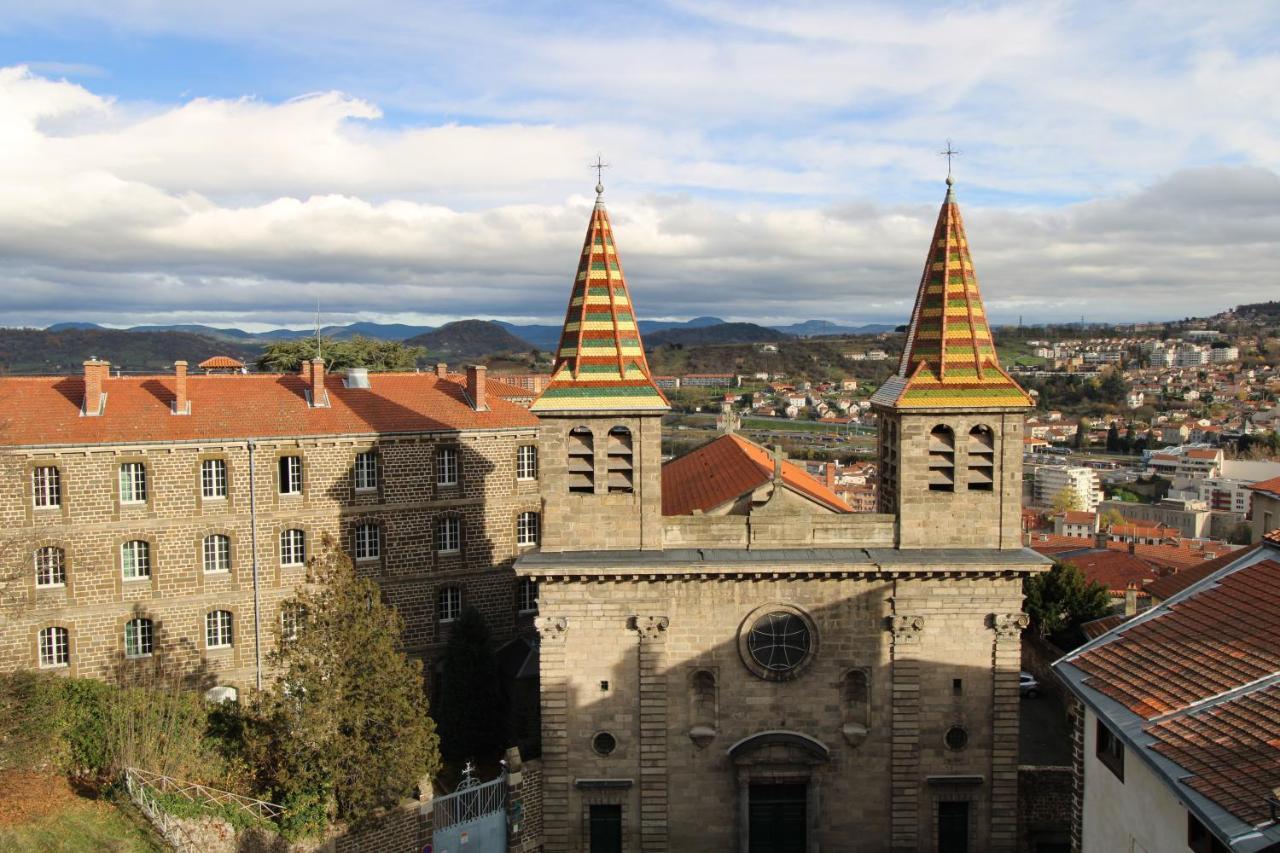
top-left (591, 153), bottom-right (609, 195)
top-left (939, 139), bottom-right (961, 180)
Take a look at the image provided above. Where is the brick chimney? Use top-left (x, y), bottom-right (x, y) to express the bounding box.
top-left (1094, 530), bottom-right (1109, 550)
top-left (1124, 587), bottom-right (1138, 616)
top-left (435, 362), bottom-right (449, 378)
top-left (173, 361), bottom-right (189, 415)
top-left (82, 358), bottom-right (108, 416)
top-left (825, 463), bottom-right (836, 489)
top-left (467, 364), bottom-right (488, 411)
top-left (310, 358), bottom-right (328, 408)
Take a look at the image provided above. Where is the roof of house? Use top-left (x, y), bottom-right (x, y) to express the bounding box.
top-left (1055, 544), bottom-right (1280, 849)
top-left (1064, 550), bottom-right (1161, 594)
top-left (870, 179), bottom-right (1032, 411)
top-left (197, 355), bottom-right (244, 369)
top-left (1059, 510), bottom-right (1097, 525)
top-left (1247, 475), bottom-right (1280, 498)
top-left (1146, 546), bottom-right (1259, 601)
top-left (530, 188), bottom-right (668, 414)
top-left (1080, 613), bottom-right (1131, 640)
top-left (661, 433), bottom-right (852, 516)
top-left (0, 370), bottom-right (537, 446)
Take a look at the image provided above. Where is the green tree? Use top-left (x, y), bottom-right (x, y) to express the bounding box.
top-left (433, 606), bottom-right (509, 766)
top-left (257, 335), bottom-right (425, 372)
top-left (1098, 507), bottom-right (1127, 531)
top-left (1106, 423), bottom-right (1120, 452)
top-left (1024, 561), bottom-right (1112, 640)
top-left (247, 535), bottom-right (439, 833)
top-left (1073, 417), bottom-right (1089, 449)
top-left (1051, 486), bottom-right (1082, 514)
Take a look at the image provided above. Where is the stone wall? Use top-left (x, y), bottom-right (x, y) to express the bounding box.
top-left (661, 512), bottom-right (896, 549)
top-left (1017, 765), bottom-right (1073, 853)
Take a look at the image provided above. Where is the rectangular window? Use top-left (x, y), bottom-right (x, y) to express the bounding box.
top-left (1188, 813), bottom-right (1230, 853)
top-left (124, 618), bottom-right (153, 658)
top-left (35, 546), bottom-right (66, 587)
top-left (436, 516), bottom-right (461, 554)
top-left (517, 511), bottom-right (540, 547)
top-left (279, 455), bottom-right (303, 495)
top-left (354, 451), bottom-right (379, 491)
top-left (201, 459), bottom-right (227, 499)
top-left (1095, 719), bottom-right (1125, 782)
top-left (518, 577), bottom-right (538, 613)
top-left (280, 529), bottom-right (306, 566)
top-left (205, 610), bottom-right (233, 649)
top-left (438, 587), bottom-right (461, 622)
top-left (33, 466), bottom-right (61, 508)
top-left (119, 462), bottom-right (147, 504)
top-left (516, 445), bottom-right (538, 481)
top-left (203, 534), bottom-right (231, 573)
top-left (436, 446), bottom-right (459, 486)
top-left (121, 540), bottom-right (151, 580)
top-left (280, 604), bottom-right (304, 642)
top-left (38, 626), bottom-right (69, 668)
top-left (354, 523), bottom-right (380, 561)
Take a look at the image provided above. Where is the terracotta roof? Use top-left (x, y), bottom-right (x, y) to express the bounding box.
top-left (871, 179), bottom-right (1032, 410)
top-left (1063, 550), bottom-right (1160, 594)
top-left (530, 188), bottom-right (667, 414)
top-left (1146, 546), bottom-right (1259, 601)
top-left (1185, 448), bottom-right (1221, 459)
top-left (1059, 510), bottom-right (1096, 525)
top-left (198, 356), bottom-right (244, 369)
top-left (661, 433), bottom-right (851, 516)
top-left (1080, 613), bottom-right (1131, 640)
top-left (1247, 475), bottom-right (1280, 497)
top-left (0, 371), bottom-right (537, 446)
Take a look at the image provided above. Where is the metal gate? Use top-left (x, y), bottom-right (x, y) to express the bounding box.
top-left (432, 770), bottom-right (507, 853)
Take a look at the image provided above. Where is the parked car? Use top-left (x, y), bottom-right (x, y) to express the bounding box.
top-left (1019, 671), bottom-right (1040, 699)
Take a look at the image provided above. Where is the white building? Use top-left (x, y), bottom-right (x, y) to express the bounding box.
top-left (1210, 345), bottom-right (1240, 364)
top-left (1055, 543), bottom-right (1280, 853)
top-left (1175, 345), bottom-right (1209, 367)
top-left (1032, 464), bottom-right (1103, 511)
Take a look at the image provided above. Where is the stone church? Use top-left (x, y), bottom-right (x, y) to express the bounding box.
top-left (516, 176), bottom-right (1048, 853)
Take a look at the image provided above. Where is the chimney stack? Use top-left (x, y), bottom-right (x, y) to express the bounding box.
top-left (436, 363), bottom-right (449, 378)
top-left (173, 361), bottom-right (189, 415)
top-left (82, 358), bottom-right (108, 416)
top-left (825, 463), bottom-right (836, 489)
top-left (1124, 587), bottom-right (1138, 617)
top-left (310, 358), bottom-right (329, 408)
top-left (1094, 530), bottom-right (1108, 551)
top-left (467, 364), bottom-right (488, 411)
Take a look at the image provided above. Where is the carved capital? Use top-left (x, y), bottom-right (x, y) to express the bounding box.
top-left (629, 615), bottom-right (670, 641)
top-left (992, 612), bottom-right (1030, 639)
top-left (534, 615), bottom-right (568, 640)
top-left (888, 614), bottom-right (925, 641)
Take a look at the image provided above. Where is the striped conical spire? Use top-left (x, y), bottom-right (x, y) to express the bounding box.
top-left (873, 178), bottom-right (1032, 409)
top-left (530, 187), bottom-right (668, 413)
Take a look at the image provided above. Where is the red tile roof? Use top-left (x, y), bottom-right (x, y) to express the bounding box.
top-left (1071, 558), bottom-right (1280, 719)
top-left (197, 356), bottom-right (244, 369)
top-left (0, 371), bottom-right (537, 446)
top-left (661, 433), bottom-right (851, 516)
top-left (1059, 510), bottom-right (1097, 525)
top-left (1080, 613), bottom-right (1131, 640)
top-left (1145, 546), bottom-right (1259, 602)
top-left (1248, 475), bottom-right (1280, 498)
top-left (1063, 550), bottom-right (1160, 594)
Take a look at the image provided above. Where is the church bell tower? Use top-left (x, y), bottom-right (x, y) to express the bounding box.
top-left (530, 179), bottom-right (669, 552)
top-left (870, 176), bottom-right (1033, 549)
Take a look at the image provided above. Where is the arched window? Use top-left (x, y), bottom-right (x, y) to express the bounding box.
top-left (38, 626), bottom-right (69, 668)
top-left (967, 425), bottom-right (995, 491)
top-left (607, 426), bottom-right (634, 493)
top-left (567, 426), bottom-right (595, 493)
top-left (928, 425), bottom-right (955, 492)
top-left (206, 610), bottom-right (233, 649)
top-left (124, 617), bottom-right (153, 658)
top-left (203, 534), bottom-right (231, 573)
top-left (121, 540), bottom-right (151, 580)
top-left (842, 669), bottom-right (871, 745)
top-left (688, 669), bottom-right (718, 747)
top-left (35, 546), bottom-right (66, 587)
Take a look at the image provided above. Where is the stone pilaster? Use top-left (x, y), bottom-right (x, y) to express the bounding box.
top-left (990, 612), bottom-right (1028, 852)
top-left (888, 613), bottom-right (924, 852)
top-left (631, 614), bottom-right (670, 852)
top-left (535, 615), bottom-right (569, 850)
top-left (1069, 696), bottom-right (1085, 853)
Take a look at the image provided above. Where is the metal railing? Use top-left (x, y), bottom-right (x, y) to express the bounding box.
top-left (433, 773), bottom-right (506, 831)
top-left (125, 766), bottom-right (285, 823)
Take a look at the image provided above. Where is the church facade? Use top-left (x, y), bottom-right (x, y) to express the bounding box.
top-left (516, 177), bottom-right (1048, 853)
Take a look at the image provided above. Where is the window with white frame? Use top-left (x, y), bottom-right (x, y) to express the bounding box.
top-left (280, 529), bottom-right (306, 566)
top-left (206, 610), bottom-right (233, 649)
top-left (38, 626), bottom-right (69, 668)
top-left (201, 458), bottom-right (228, 499)
top-left (203, 534), bottom-right (231, 573)
top-left (279, 455), bottom-right (303, 495)
top-left (354, 523), bottom-right (380, 561)
top-left (33, 466), bottom-right (61, 509)
top-left (124, 617), bottom-right (153, 658)
top-left (354, 451), bottom-right (379, 491)
top-left (517, 511), bottom-right (540, 547)
top-left (516, 445), bottom-right (538, 481)
top-left (518, 577), bottom-right (538, 613)
top-left (119, 462), bottom-right (147, 504)
top-left (436, 515), bottom-right (461, 554)
top-left (280, 603), bottom-right (305, 642)
top-left (436, 446), bottom-right (459, 486)
top-left (438, 587), bottom-right (461, 622)
top-left (121, 540), bottom-right (151, 580)
top-left (35, 546), bottom-right (66, 587)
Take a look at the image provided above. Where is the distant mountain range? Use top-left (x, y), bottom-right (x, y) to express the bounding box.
top-left (404, 320), bottom-right (534, 358)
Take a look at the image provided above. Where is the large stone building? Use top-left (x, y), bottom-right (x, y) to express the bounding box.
top-left (516, 178), bottom-right (1049, 852)
top-left (0, 360), bottom-right (541, 691)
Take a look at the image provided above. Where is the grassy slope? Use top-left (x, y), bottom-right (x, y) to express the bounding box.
top-left (0, 795), bottom-right (163, 853)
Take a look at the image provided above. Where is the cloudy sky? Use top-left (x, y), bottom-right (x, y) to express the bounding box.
top-left (1, 1), bottom-right (1278, 330)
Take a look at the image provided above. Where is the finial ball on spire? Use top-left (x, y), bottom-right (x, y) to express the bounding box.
top-left (946, 175), bottom-right (954, 186)
top-left (596, 182), bottom-right (604, 196)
